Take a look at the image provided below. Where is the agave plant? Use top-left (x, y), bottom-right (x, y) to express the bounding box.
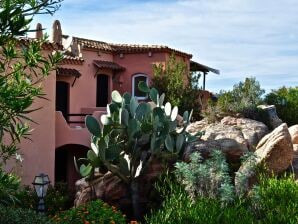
top-left (75, 81), bottom-right (197, 219)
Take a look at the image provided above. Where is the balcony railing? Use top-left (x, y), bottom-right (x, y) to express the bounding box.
top-left (66, 113), bottom-right (91, 125)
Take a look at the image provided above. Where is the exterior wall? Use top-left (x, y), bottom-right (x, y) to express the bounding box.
top-left (113, 52), bottom-right (167, 94)
top-left (6, 69), bottom-right (56, 186)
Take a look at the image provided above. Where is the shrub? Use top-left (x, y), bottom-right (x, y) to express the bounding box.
top-left (0, 169), bottom-right (21, 206)
top-left (145, 177), bottom-right (254, 224)
top-left (52, 200), bottom-right (126, 224)
top-left (0, 205), bottom-right (52, 224)
top-left (175, 150), bottom-right (235, 205)
top-left (204, 77), bottom-right (265, 121)
top-left (17, 182), bottom-right (73, 216)
top-left (151, 54), bottom-right (203, 121)
top-left (264, 86), bottom-right (298, 126)
top-left (250, 175), bottom-right (298, 223)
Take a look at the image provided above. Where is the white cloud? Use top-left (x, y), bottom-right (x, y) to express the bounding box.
top-left (33, 0), bottom-right (298, 93)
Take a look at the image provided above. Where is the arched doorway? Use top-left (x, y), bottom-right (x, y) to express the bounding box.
top-left (55, 144), bottom-right (89, 191)
top-left (96, 74), bottom-right (109, 107)
top-left (56, 81), bottom-right (69, 120)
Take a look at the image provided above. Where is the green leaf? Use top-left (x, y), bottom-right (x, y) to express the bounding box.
top-left (165, 102), bottom-right (172, 116)
top-left (165, 134), bottom-right (174, 153)
top-left (159, 93), bottom-right (165, 106)
top-left (123, 92), bottom-right (131, 105)
top-left (176, 134), bottom-right (185, 153)
top-left (171, 106), bottom-right (178, 121)
top-left (79, 164), bottom-right (93, 177)
top-left (111, 90), bottom-right (122, 103)
top-left (100, 114), bottom-right (111, 126)
top-left (105, 145), bottom-right (121, 161)
top-left (183, 111), bottom-right (189, 122)
top-left (138, 81), bottom-right (150, 93)
top-left (135, 103), bottom-right (151, 120)
top-left (121, 108), bottom-right (129, 126)
top-left (130, 97), bottom-right (138, 116)
top-left (149, 88), bottom-right (159, 104)
top-left (85, 115), bottom-right (101, 137)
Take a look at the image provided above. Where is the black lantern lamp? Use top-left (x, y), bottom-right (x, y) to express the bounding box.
top-left (32, 173), bottom-right (50, 213)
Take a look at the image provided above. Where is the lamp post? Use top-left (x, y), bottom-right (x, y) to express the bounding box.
top-left (32, 173), bottom-right (50, 214)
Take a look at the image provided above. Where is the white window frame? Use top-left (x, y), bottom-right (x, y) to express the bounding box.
top-left (132, 74), bottom-right (148, 100)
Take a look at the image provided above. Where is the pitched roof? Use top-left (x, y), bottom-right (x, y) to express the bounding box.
top-left (93, 60), bottom-right (125, 71)
top-left (57, 67), bottom-right (81, 78)
top-left (60, 52), bottom-right (84, 65)
top-left (190, 60), bottom-right (220, 75)
top-left (72, 37), bottom-right (192, 58)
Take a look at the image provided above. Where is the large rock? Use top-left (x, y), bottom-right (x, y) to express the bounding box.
top-left (292, 144), bottom-right (298, 179)
top-left (235, 123), bottom-right (294, 194)
top-left (74, 156), bottom-right (166, 214)
top-left (257, 105), bottom-right (283, 129)
top-left (289, 125), bottom-right (298, 144)
top-left (184, 117), bottom-right (268, 162)
top-left (221, 116), bottom-right (269, 150)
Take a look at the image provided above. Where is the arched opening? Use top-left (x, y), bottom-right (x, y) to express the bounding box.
top-left (55, 144), bottom-right (89, 192)
top-left (56, 81), bottom-right (69, 120)
top-left (96, 74), bottom-right (109, 107)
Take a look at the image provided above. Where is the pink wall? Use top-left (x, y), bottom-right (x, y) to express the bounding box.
top-left (5, 69), bottom-right (56, 186)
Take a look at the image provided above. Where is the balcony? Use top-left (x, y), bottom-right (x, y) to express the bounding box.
top-left (55, 110), bottom-right (106, 149)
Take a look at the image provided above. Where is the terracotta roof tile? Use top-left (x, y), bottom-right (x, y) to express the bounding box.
top-left (57, 67), bottom-right (81, 78)
top-left (93, 60), bottom-right (125, 71)
top-left (72, 37), bottom-right (192, 58)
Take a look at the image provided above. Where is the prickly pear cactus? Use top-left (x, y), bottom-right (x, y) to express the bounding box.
top-left (75, 81), bottom-right (196, 183)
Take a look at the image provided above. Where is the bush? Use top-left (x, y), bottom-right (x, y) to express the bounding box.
top-left (0, 205), bottom-right (52, 224)
top-left (0, 169), bottom-right (21, 206)
top-left (151, 54), bottom-right (203, 121)
top-left (204, 77), bottom-right (265, 121)
top-left (52, 200), bottom-right (126, 224)
top-left (17, 182), bottom-right (73, 216)
top-left (251, 175), bottom-right (298, 223)
top-left (264, 86), bottom-right (298, 126)
top-left (175, 150), bottom-right (235, 205)
top-left (145, 177), bottom-right (254, 224)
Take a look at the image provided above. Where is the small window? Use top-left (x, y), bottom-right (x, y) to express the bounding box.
top-left (132, 74), bottom-right (148, 99)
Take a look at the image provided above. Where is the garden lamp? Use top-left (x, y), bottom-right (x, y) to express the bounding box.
top-left (32, 173), bottom-right (50, 213)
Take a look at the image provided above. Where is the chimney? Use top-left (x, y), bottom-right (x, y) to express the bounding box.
top-left (35, 23), bottom-right (43, 39)
top-left (52, 20), bottom-right (62, 45)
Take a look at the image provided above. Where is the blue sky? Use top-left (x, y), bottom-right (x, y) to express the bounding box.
top-left (32, 0), bottom-right (298, 93)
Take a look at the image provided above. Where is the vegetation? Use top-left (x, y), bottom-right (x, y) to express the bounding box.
top-left (0, 169), bottom-right (21, 206)
top-left (264, 86), bottom-right (298, 126)
top-left (52, 200), bottom-right (126, 224)
top-left (151, 54), bottom-right (203, 121)
top-left (0, 0), bottom-right (63, 165)
top-left (146, 162), bottom-right (298, 224)
top-left (75, 81), bottom-right (197, 219)
top-left (203, 77), bottom-right (265, 121)
top-left (175, 150), bottom-right (235, 205)
top-left (0, 205), bottom-right (53, 224)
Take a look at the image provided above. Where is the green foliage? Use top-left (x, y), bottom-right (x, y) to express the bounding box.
top-left (0, 205), bottom-right (53, 224)
top-left (52, 200), bottom-right (126, 224)
top-left (205, 77), bottom-right (265, 121)
top-left (151, 54), bottom-right (203, 121)
top-left (16, 182), bottom-right (73, 216)
top-left (264, 86), bottom-right (298, 126)
top-left (175, 150), bottom-right (235, 205)
top-left (145, 176), bottom-right (254, 224)
top-left (0, 0), bottom-right (63, 165)
top-left (0, 169), bottom-right (21, 206)
top-left (76, 81), bottom-right (195, 219)
top-left (250, 175), bottom-right (298, 224)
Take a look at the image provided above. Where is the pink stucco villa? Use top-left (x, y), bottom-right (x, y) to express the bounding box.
top-left (12, 20), bottom-right (219, 190)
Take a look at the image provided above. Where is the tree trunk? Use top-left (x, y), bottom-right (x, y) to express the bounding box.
top-left (130, 179), bottom-right (141, 220)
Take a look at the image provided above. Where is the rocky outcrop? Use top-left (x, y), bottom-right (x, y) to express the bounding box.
top-left (74, 157), bottom-right (166, 213)
top-left (292, 144), bottom-right (298, 179)
top-left (257, 105), bottom-right (283, 129)
top-left (289, 125), bottom-right (298, 144)
top-left (235, 123), bottom-right (294, 194)
top-left (184, 117), bottom-right (268, 162)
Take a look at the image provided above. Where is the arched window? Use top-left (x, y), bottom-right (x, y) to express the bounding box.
top-left (132, 74), bottom-right (148, 100)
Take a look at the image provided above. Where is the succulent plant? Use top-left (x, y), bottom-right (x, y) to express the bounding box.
top-left (75, 81), bottom-right (196, 219)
